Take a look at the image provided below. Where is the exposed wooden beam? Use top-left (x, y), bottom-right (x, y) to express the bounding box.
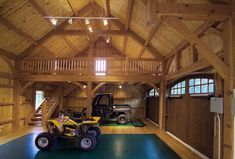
top-left (155, 3), bottom-right (231, 21)
top-left (17, 16), bottom-right (73, 59)
top-left (92, 3), bottom-right (164, 59)
top-left (30, 0), bottom-right (77, 58)
top-left (67, 1), bottom-right (93, 42)
top-left (128, 30), bottom-right (164, 59)
top-left (165, 21), bottom-right (218, 59)
top-left (165, 59), bottom-right (211, 81)
top-left (20, 74), bottom-right (161, 83)
top-left (0, 72), bottom-right (15, 79)
top-left (166, 17), bottom-right (230, 79)
top-left (53, 29), bottom-right (128, 35)
top-left (0, 17), bottom-right (37, 45)
top-left (138, 21), bottom-right (161, 58)
top-left (104, 0), bottom-right (110, 16)
top-left (61, 36), bottom-right (80, 56)
top-left (126, 0), bottom-right (134, 30)
top-left (122, 36), bottom-right (128, 57)
top-left (0, 49), bottom-right (17, 59)
top-left (29, 0), bottom-right (52, 27)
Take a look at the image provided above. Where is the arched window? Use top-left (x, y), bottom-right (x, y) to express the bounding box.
top-left (148, 88), bottom-right (159, 97)
top-left (170, 81), bottom-right (186, 95)
top-left (189, 78), bottom-right (214, 94)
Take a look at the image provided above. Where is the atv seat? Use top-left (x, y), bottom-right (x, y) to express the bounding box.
top-left (70, 116), bottom-right (83, 123)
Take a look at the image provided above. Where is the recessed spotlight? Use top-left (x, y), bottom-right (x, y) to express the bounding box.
top-left (51, 18), bottom-right (57, 25)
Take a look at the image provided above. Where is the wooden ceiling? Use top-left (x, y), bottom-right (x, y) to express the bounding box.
top-left (0, 0), bottom-right (231, 59)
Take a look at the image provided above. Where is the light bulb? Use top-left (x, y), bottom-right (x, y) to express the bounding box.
top-left (85, 18), bottom-right (90, 25)
top-left (51, 18), bottom-right (57, 25)
top-left (68, 18), bottom-right (73, 24)
top-left (88, 26), bottom-right (93, 33)
top-left (119, 85), bottom-right (122, 89)
top-left (83, 85), bottom-right (87, 88)
top-left (106, 39), bottom-right (110, 43)
top-left (103, 19), bottom-right (108, 26)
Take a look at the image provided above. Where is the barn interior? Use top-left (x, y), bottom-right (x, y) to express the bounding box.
top-left (0, 0), bottom-right (234, 159)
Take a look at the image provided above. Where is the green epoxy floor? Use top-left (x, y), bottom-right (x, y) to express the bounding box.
top-left (0, 134), bottom-right (181, 159)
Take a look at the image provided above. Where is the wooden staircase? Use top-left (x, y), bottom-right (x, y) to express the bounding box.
top-left (28, 106), bottom-right (42, 126)
top-left (28, 87), bottom-right (61, 127)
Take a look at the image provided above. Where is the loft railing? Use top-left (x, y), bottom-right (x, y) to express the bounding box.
top-left (19, 57), bottom-right (162, 75)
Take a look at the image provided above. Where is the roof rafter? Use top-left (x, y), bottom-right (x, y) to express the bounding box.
top-left (165, 21), bottom-right (218, 60)
top-left (67, 0), bottom-right (93, 42)
top-left (0, 48), bottom-right (17, 59)
top-left (92, 3), bottom-right (164, 59)
top-left (138, 21), bottom-right (161, 58)
top-left (18, 2), bottom-right (93, 59)
top-left (30, 0), bottom-right (81, 57)
top-left (155, 3), bottom-right (231, 21)
top-left (0, 17), bottom-right (37, 45)
top-left (166, 17), bottom-right (230, 79)
top-left (126, 0), bottom-right (134, 30)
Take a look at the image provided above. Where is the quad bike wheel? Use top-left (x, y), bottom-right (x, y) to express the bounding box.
top-left (78, 134), bottom-right (97, 151)
top-left (88, 127), bottom-right (101, 140)
top-left (35, 132), bottom-right (55, 151)
top-left (117, 114), bottom-right (128, 124)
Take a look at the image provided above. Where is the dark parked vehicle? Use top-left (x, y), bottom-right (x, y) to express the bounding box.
top-left (92, 93), bottom-right (131, 124)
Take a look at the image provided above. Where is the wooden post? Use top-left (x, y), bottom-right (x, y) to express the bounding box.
top-left (222, 18), bottom-right (234, 159)
top-left (59, 84), bottom-right (63, 111)
top-left (13, 79), bottom-right (21, 129)
top-left (13, 60), bottom-right (21, 129)
top-left (87, 81), bottom-right (92, 118)
top-left (159, 60), bottom-right (166, 130)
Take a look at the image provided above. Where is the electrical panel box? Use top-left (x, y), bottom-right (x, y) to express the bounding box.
top-left (210, 97), bottom-right (223, 114)
top-left (232, 98), bottom-right (235, 115)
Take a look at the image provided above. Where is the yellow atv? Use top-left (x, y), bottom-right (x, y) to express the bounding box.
top-left (35, 110), bottom-right (101, 151)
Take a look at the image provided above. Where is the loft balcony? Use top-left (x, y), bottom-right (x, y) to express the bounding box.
top-left (19, 57), bottom-right (162, 83)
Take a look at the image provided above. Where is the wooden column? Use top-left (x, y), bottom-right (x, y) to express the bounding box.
top-left (222, 18), bottom-right (234, 159)
top-left (13, 61), bottom-right (21, 129)
top-left (86, 81), bottom-right (92, 118)
top-left (159, 61), bottom-right (166, 130)
top-left (59, 84), bottom-right (63, 111)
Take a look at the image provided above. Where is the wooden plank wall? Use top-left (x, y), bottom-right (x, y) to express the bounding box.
top-left (166, 94), bottom-right (213, 158)
top-left (0, 57), bottom-right (33, 136)
top-left (0, 57), bottom-right (14, 135)
top-left (63, 85), bottom-right (146, 119)
top-left (145, 97), bottom-right (159, 124)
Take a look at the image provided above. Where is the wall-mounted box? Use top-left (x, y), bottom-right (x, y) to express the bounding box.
top-left (210, 97), bottom-right (223, 114)
top-left (232, 98), bottom-right (235, 115)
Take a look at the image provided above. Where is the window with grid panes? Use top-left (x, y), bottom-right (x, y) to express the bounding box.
top-left (170, 81), bottom-right (186, 95)
top-left (189, 78), bottom-right (214, 94)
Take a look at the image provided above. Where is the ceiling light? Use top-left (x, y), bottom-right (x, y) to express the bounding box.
top-left (68, 18), bottom-right (73, 24)
top-left (119, 85), bottom-right (122, 89)
top-left (51, 18), bottom-right (57, 25)
top-left (103, 19), bottom-right (108, 26)
top-left (88, 26), bottom-right (93, 33)
top-left (83, 85), bottom-right (87, 88)
top-left (85, 18), bottom-right (90, 25)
